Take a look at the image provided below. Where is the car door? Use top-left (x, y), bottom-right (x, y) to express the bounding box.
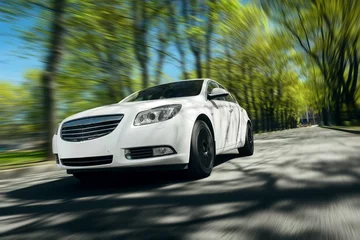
top-left (226, 93), bottom-right (242, 148)
top-left (219, 85), bottom-right (242, 149)
top-left (206, 81), bottom-right (231, 153)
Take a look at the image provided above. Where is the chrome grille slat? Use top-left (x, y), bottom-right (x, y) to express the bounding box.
top-left (61, 122), bottom-right (119, 132)
top-left (62, 120), bottom-right (120, 130)
top-left (61, 127), bottom-right (116, 136)
top-left (61, 114), bottom-right (123, 142)
top-left (62, 132), bottom-right (109, 141)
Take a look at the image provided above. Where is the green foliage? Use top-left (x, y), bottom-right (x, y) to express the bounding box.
top-left (262, 0), bottom-right (360, 125)
top-left (1, 0), bottom-right (320, 146)
top-left (0, 151), bottom-right (45, 169)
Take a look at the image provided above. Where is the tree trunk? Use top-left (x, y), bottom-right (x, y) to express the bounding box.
top-left (182, 0), bottom-right (202, 78)
top-left (243, 63), bottom-right (250, 111)
top-left (205, 0), bottom-right (215, 77)
top-left (285, 111), bottom-right (289, 129)
top-left (249, 70), bottom-right (259, 132)
top-left (177, 42), bottom-right (189, 79)
top-left (244, 84), bottom-right (250, 116)
top-left (333, 102), bottom-right (342, 125)
top-left (275, 110), bottom-right (279, 130)
top-left (194, 51), bottom-right (202, 78)
top-left (346, 100), bottom-right (356, 122)
top-left (225, 41), bottom-right (233, 91)
top-left (168, 0), bottom-right (188, 79)
top-left (270, 108), bottom-right (275, 131)
top-left (140, 61), bottom-right (149, 89)
top-left (322, 107), bottom-right (329, 126)
top-left (155, 27), bottom-right (168, 85)
top-left (261, 107), bottom-right (266, 132)
top-left (42, 0), bottom-right (66, 160)
top-left (132, 0), bottom-right (149, 89)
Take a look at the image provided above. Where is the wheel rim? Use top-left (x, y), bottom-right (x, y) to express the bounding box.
top-left (197, 128), bottom-right (213, 169)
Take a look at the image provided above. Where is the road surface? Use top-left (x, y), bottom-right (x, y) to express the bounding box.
top-left (1, 127), bottom-right (360, 239)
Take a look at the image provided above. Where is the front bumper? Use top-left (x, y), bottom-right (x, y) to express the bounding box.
top-left (53, 113), bottom-right (194, 171)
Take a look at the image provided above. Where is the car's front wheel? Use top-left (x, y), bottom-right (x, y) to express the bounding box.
top-left (238, 122), bottom-right (254, 156)
top-left (188, 120), bottom-right (215, 179)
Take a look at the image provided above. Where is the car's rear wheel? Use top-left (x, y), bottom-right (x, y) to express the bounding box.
top-left (188, 120), bottom-right (215, 179)
top-left (238, 122), bottom-right (254, 156)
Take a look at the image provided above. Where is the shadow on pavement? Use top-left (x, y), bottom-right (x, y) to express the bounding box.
top-left (2, 150), bottom-right (360, 239)
top-left (5, 153), bottom-right (240, 201)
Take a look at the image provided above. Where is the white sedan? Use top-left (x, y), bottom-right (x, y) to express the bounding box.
top-left (53, 79), bottom-right (254, 181)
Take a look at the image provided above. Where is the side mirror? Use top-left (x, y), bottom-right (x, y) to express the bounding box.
top-left (208, 88), bottom-right (229, 100)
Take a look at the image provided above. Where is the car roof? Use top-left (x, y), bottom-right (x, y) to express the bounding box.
top-left (148, 78), bottom-right (213, 87)
top-left (178, 78), bottom-right (216, 84)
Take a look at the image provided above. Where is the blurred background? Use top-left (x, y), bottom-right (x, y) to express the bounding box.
top-left (0, 0), bottom-right (359, 167)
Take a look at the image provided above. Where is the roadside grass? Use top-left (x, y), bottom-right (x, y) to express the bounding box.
top-left (333, 126), bottom-right (360, 131)
top-left (321, 125), bottom-right (360, 134)
top-left (0, 150), bottom-right (47, 170)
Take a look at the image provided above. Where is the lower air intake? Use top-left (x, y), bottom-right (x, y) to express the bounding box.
top-left (61, 155), bottom-right (113, 167)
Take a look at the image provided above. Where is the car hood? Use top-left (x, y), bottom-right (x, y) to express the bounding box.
top-left (62, 96), bottom-right (202, 123)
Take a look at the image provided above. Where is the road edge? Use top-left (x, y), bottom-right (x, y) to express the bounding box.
top-left (0, 162), bottom-right (58, 180)
top-left (321, 126), bottom-right (360, 134)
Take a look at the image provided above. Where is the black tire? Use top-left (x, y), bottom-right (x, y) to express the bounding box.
top-left (238, 122), bottom-right (254, 156)
top-left (188, 120), bottom-right (215, 179)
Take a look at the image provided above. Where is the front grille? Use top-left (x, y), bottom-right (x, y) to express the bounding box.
top-left (61, 114), bottom-right (123, 142)
top-left (60, 155), bottom-right (113, 167)
top-left (129, 147), bottom-right (154, 159)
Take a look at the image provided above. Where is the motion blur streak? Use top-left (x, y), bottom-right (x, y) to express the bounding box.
top-left (0, 0), bottom-right (359, 158)
top-left (0, 0), bottom-right (359, 239)
top-left (1, 128), bottom-right (360, 239)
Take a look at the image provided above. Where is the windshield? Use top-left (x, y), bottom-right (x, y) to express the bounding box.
top-left (124, 80), bottom-right (204, 102)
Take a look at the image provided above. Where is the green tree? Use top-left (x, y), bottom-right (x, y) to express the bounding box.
top-left (262, 0), bottom-right (360, 125)
top-left (1, 0), bottom-right (67, 159)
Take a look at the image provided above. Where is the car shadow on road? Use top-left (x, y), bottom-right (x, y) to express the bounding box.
top-left (5, 153), bottom-right (240, 201)
top-left (3, 154), bottom-right (360, 239)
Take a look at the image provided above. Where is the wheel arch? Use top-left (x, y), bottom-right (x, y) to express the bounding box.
top-left (247, 119), bottom-right (252, 127)
top-left (195, 114), bottom-right (216, 150)
top-left (239, 109), bottom-right (252, 147)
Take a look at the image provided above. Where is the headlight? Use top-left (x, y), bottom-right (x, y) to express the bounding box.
top-left (134, 104), bottom-right (182, 126)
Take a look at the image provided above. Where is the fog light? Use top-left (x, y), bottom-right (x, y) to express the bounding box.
top-left (124, 149), bottom-right (132, 159)
top-left (153, 147), bottom-right (174, 156)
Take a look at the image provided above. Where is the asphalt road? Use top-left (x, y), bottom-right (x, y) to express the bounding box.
top-left (1, 127), bottom-right (360, 240)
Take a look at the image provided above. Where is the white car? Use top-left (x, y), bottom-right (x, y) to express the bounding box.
top-left (53, 79), bottom-right (254, 181)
